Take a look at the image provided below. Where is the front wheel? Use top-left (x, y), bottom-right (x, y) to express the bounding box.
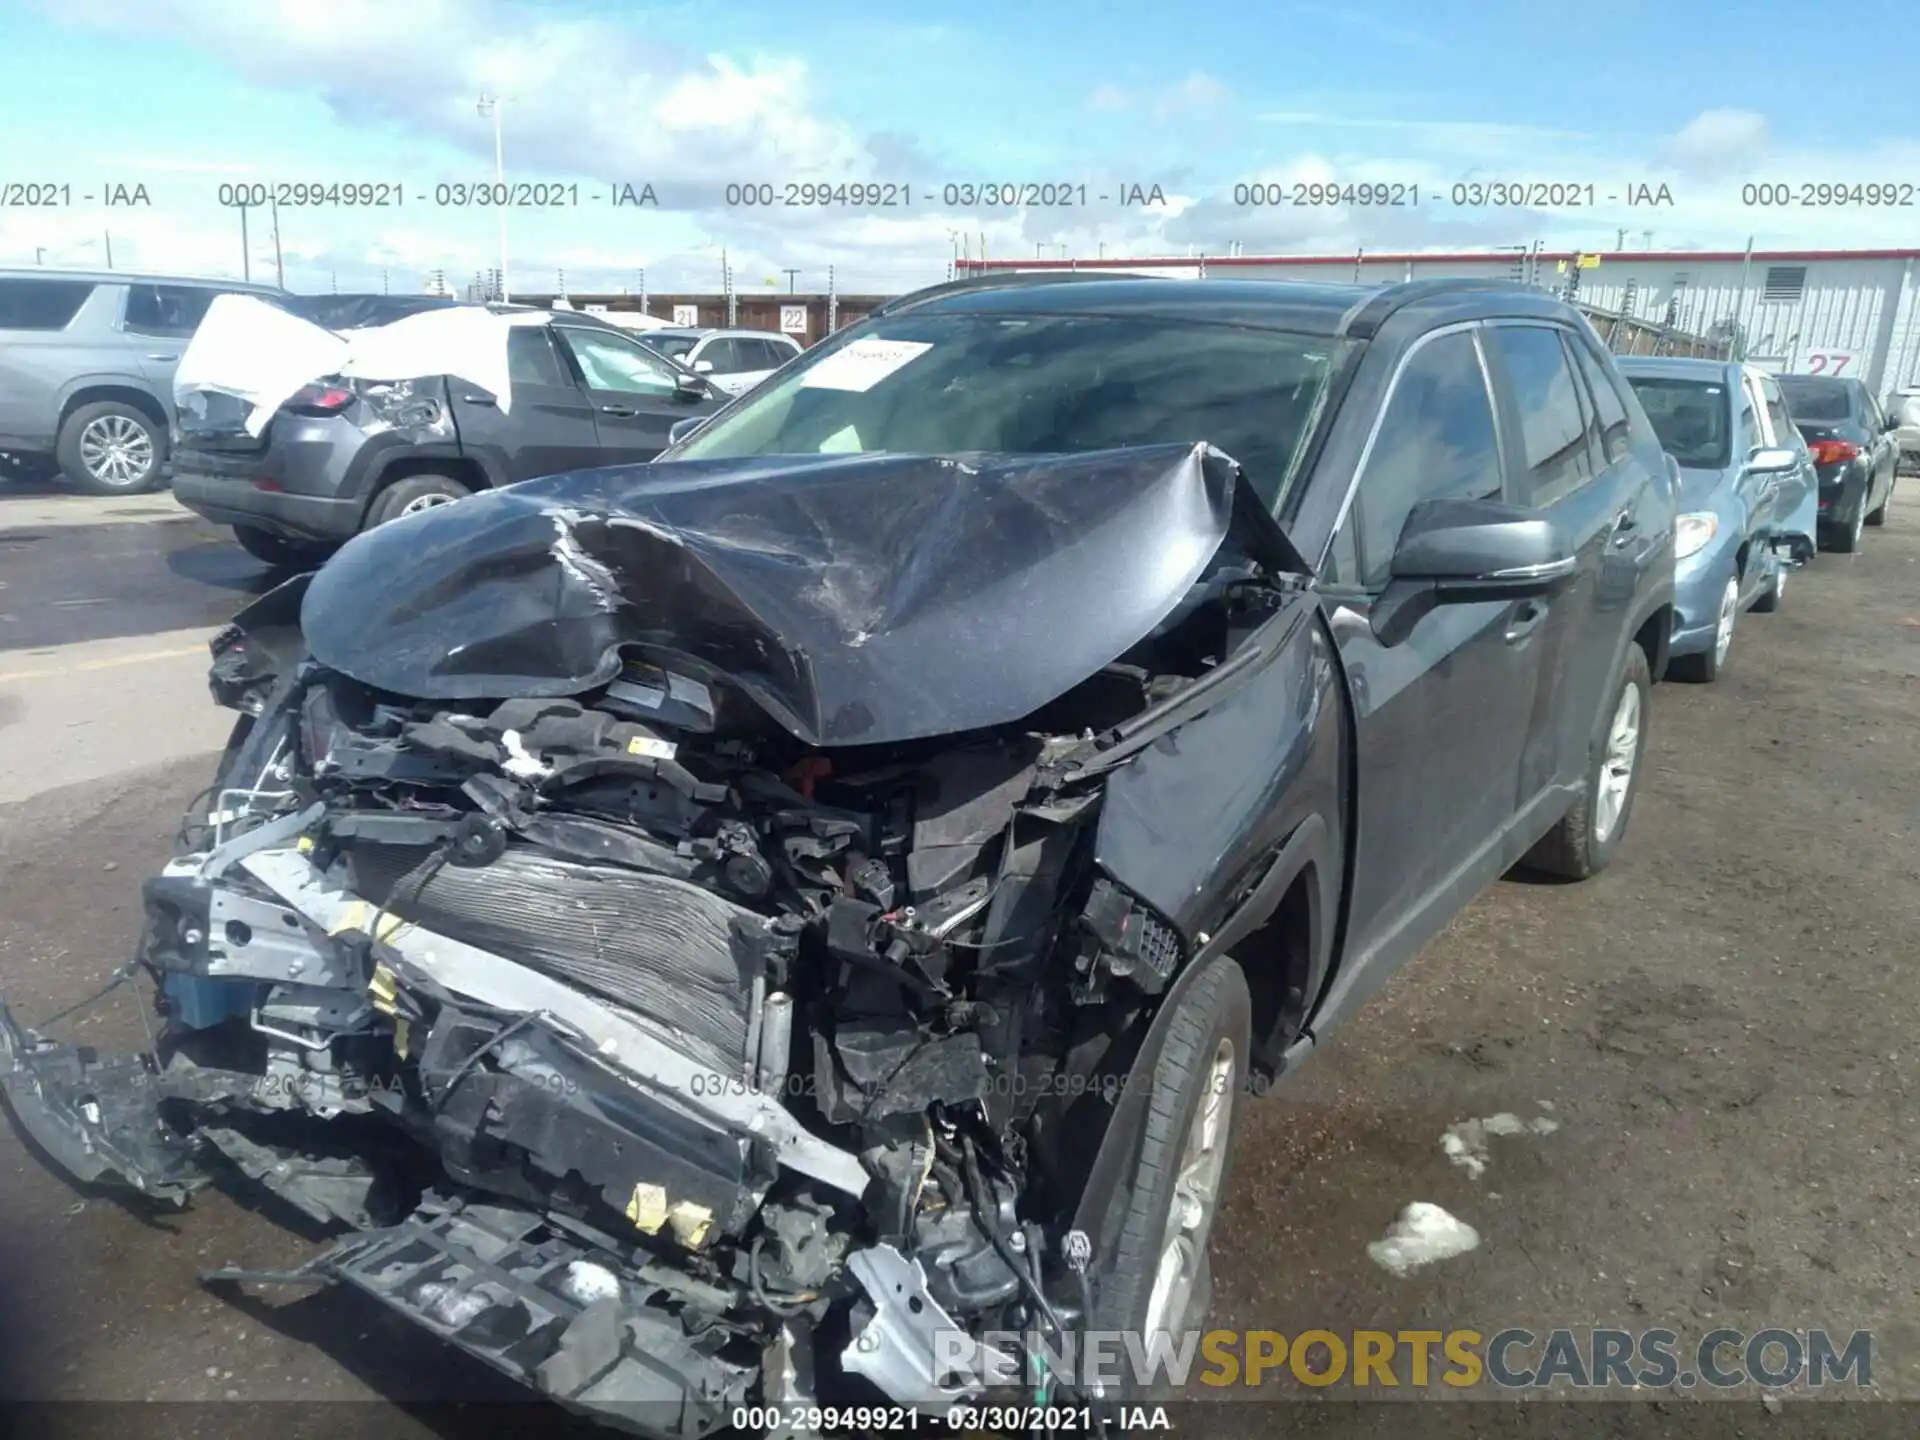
top-left (1866, 475), bottom-right (1893, 526)
top-left (1523, 642), bottom-right (1651, 880)
top-left (1668, 575), bottom-right (1739, 683)
top-left (1087, 957), bottom-right (1251, 1380)
top-left (1750, 556), bottom-right (1786, 614)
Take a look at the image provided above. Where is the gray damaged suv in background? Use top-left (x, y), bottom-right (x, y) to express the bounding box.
top-left (0, 270), bottom-right (283, 494)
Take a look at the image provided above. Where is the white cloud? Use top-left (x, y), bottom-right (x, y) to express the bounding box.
top-left (1661, 108), bottom-right (1770, 176)
top-left (1087, 83), bottom-right (1131, 112)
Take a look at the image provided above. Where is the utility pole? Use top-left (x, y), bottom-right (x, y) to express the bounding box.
top-left (239, 206), bottom-right (250, 282)
top-left (827, 265), bottom-right (838, 333)
top-left (639, 268), bottom-right (647, 315)
top-left (104, 231), bottom-right (114, 269)
top-left (330, 270), bottom-right (338, 294)
top-left (270, 195), bottom-right (284, 287)
top-left (382, 268), bottom-right (390, 295)
top-left (1616, 227), bottom-right (1626, 251)
top-left (783, 268), bottom-right (800, 294)
top-left (34, 247), bottom-right (44, 265)
top-left (478, 93), bottom-right (510, 301)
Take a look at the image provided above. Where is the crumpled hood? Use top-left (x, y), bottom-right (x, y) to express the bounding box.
top-left (301, 443), bottom-right (1283, 746)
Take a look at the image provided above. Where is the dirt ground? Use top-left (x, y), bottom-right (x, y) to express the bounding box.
top-left (0, 491), bottom-right (1915, 1438)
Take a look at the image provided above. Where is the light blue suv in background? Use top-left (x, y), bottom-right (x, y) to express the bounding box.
top-left (1616, 357), bottom-right (1815, 683)
top-left (0, 269), bottom-right (282, 494)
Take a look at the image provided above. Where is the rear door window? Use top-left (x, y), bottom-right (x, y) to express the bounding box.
top-left (554, 326), bottom-right (681, 397)
top-left (1349, 328), bottom-right (1504, 588)
top-left (1567, 336), bottom-right (1633, 464)
top-left (125, 284), bottom-right (221, 337)
top-left (1759, 377), bottom-right (1797, 450)
top-left (0, 278), bottom-right (95, 330)
top-left (509, 327), bottom-right (569, 387)
top-left (1485, 325), bottom-right (1597, 507)
top-left (701, 339), bottom-right (750, 375)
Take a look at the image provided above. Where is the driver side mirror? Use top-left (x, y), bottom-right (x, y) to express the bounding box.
top-left (693, 359), bottom-right (715, 374)
top-left (674, 370), bottom-right (711, 400)
top-left (1746, 446), bottom-right (1800, 474)
top-left (1372, 496), bottom-right (1576, 647)
top-left (667, 415), bottom-right (711, 447)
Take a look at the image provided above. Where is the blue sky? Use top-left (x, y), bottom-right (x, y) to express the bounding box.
top-left (1, 0), bottom-right (1916, 295)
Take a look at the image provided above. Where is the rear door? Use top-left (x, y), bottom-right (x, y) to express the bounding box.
top-left (694, 337), bottom-right (762, 396)
top-left (0, 280), bottom-right (136, 447)
top-left (1857, 382), bottom-right (1897, 507)
top-left (551, 323), bottom-right (703, 460)
top-left (1490, 323), bottom-right (1649, 801)
top-left (1308, 323), bottom-right (1544, 1029)
top-left (450, 326), bottom-right (604, 482)
top-left (126, 283), bottom-right (245, 415)
top-left (1756, 372), bottom-right (1817, 547)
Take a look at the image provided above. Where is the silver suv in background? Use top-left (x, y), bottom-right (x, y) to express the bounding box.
top-left (634, 326), bottom-right (803, 395)
top-left (0, 270), bottom-right (282, 494)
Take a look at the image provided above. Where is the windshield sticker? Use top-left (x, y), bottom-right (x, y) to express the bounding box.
top-left (817, 424), bottom-right (863, 453)
top-left (799, 338), bottom-right (932, 393)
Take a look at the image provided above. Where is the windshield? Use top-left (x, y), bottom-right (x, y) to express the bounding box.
top-left (1624, 376), bottom-right (1731, 469)
top-left (1776, 375), bottom-right (1851, 421)
top-left (645, 334), bottom-right (699, 360)
top-left (668, 309), bottom-right (1348, 512)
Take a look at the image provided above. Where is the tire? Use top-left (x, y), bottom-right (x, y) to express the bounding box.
top-left (1088, 957), bottom-right (1252, 1379)
top-left (231, 524), bottom-right (335, 571)
top-left (365, 473), bottom-right (473, 529)
top-left (1824, 492), bottom-right (1866, 552)
top-left (55, 401), bottom-right (165, 495)
top-left (1523, 642), bottom-right (1651, 881)
top-left (1865, 475), bottom-right (1892, 526)
top-left (1667, 574), bottom-right (1738, 684)
top-left (1749, 556), bottom-right (1785, 614)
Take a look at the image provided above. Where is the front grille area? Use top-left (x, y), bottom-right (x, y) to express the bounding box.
top-left (349, 842), bottom-right (758, 1074)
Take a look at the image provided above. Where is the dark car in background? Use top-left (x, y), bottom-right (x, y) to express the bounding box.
top-left (0, 269), bottom-right (283, 494)
top-left (172, 306), bottom-right (726, 567)
top-left (1775, 372), bottom-right (1899, 551)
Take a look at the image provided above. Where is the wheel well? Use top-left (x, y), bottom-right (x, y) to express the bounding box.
top-left (361, 455), bottom-right (489, 520)
top-left (1634, 604), bottom-right (1672, 684)
top-left (1234, 867), bottom-right (1318, 1073)
top-left (58, 386), bottom-right (169, 438)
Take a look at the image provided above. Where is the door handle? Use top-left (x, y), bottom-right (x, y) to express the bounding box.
top-left (459, 393), bottom-right (497, 406)
top-left (1504, 599), bottom-right (1548, 644)
top-left (146, 353), bottom-right (179, 361)
top-left (599, 404), bottom-right (637, 417)
top-left (1610, 508), bottom-right (1637, 547)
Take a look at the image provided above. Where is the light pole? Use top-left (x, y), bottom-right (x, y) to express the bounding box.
top-left (478, 93), bottom-right (510, 301)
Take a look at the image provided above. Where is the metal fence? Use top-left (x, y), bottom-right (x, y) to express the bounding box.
top-left (1577, 302), bottom-right (1731, 360)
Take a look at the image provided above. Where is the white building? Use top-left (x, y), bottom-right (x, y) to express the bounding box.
top-left (958, 247), bottom-right (1920, 394)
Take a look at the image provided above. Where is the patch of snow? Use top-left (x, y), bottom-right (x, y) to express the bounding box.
top-left (561, 1260), bottom-right (622, 1305)
top-left (1441, 1111), bottom-right (1561, 1178)
top-left (1367, 1202), bottom-right (1481, 1278)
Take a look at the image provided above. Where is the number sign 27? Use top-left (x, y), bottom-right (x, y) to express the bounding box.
top-left (1805, 351), bottom-right (1856, 376)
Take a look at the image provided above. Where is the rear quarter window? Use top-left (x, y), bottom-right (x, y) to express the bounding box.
top-left (0, 278), bottom-right (96, 330)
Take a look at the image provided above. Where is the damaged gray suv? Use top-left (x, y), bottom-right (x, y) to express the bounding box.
top-left (0, 274), bottom-right (1676, 1434)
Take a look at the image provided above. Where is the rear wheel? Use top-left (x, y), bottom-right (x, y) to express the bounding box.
top-left (231, 524), bottom-right (335, 571)
top-left (1523, 642), bottom-right (1651, 880)
top-left (366, 473), bottom-right (473, 529)
top-left (1088, 957), bottom-right (1250, 1383)
top-left (56, 401), bottom-right (165, 495)
top-left (1866, 475), bottom-right (1893, 526)
top-left (1825, 495), bottom-right (1866, 552)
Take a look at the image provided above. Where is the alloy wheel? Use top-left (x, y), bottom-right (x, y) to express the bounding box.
top-left (398, 492), bottom-right (458, 517)
top-left (78, 414), bottom-right (154, 489)
top-left (1593, 681), bottom-right (1642, 846)
top-left (1143, 1038), bottom-right (1236, 1337)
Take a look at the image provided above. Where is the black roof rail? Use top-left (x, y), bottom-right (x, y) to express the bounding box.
top-left (1340, 277), bottom-right (1551, 339)
top-left (870, 268), bottom-right (1167, 319)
